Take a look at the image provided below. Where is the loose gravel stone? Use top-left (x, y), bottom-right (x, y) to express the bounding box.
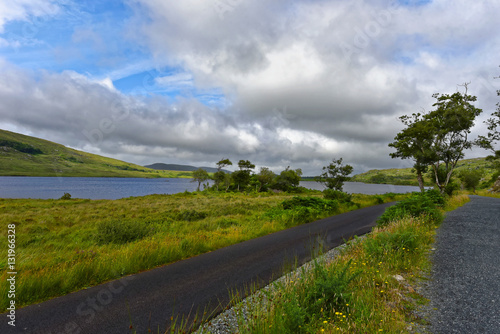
top-left (417, 196), bottom-right (500, 334)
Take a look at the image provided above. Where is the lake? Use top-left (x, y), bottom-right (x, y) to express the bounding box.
top-left (0, 177), bottom-right (424, 200)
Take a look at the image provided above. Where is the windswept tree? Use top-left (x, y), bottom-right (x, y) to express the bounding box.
top-left (426, 84), bottom-right (483, 193)
top-left (389, 113), bottom-right (434, 192)
top-left (272, 167), bottom-right (302, 191)
top-left (232, 159), bottom-right (255, 191)
top-left (237, 160), bottom-right (255, 171)
top-left (213, 158), bottom-right (232, 191)
top-left (191, 168), bottom-right (209, 191)
top-left (390, 84), bottom-right (482, 194)
top-left (315, 158), bottom-right (353, 191)
top-left (256, 167), bottom-right (276, 192)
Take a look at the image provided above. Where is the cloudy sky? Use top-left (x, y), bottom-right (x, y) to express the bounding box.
top-left (0, 0), bottom-right (499, 175)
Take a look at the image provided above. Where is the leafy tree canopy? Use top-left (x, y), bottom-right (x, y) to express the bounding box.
top-left (315, 158), bottom-right (353, 191)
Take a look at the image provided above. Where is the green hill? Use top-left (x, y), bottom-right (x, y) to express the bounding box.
top-left (351, 157), bottom-right (498, 187)
top-left (0, 129), bottom-right (191, 178)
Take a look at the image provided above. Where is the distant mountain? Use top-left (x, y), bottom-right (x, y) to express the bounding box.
top-left (0, 129), bottom-right (187, 178)
top-left (145, 163), bottom-right (229, 174)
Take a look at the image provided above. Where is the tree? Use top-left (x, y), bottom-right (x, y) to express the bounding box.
top-left (256, 167), bottom-right (276, 191)
top-left (389, 112), bottom-right (434, 192)
top-left (232, 160), bottom-right (255, 191)
top-left (425, 84), bottom-right (483, 193)
top-left (390, 84), bottom-right (483, 194)
top-left (237, 159), bottom-right (255, 171)
top-left (191, 168), bottom-right (209, 191)
top-left (232, 170), bottom-right (250, 191)
top-left (315, 158), bottom-right (353, 191)
top-left (476, 68), bottom-right (500, 169)
top-left (272, 167), bottom-right (302, 191)
top-left (216, 158), bottom-right (233, 171)
top-left (222, 172), bottom-right (232, 192)
top-left (457, 169), bottom-right (483, 193)
top-left (213, 158), bottom-right (232, 191)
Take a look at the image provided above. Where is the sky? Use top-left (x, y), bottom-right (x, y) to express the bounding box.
top-left (0, 0), bottom-right (499, 175)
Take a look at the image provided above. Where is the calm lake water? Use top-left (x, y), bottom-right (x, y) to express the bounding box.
top-left (0, 177), bottom-right (424, 200)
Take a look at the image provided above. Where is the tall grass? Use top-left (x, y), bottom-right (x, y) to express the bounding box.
top-left (0, 191), bottom-right (405, 311)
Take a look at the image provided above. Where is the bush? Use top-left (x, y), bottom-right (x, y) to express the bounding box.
top-left (0, 140), bottom-right (43, 154)
top-left (323, 189), bottom-right (352, 203)
top-left (443, 181), bottom-right (460, 196)
top-left (95, 220), bottom-right (151, 244)
top-left (59, 192), bottom-right (71, 200)
top-left (423, 189), bottom-right (445, 205)
top-left (281, 196), bottom-right (339, 212)
top-left (376, 191), bottom-right (443, 227)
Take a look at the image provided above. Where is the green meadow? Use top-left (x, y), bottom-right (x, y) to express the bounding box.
top-left (0, 190), bottom-right (406, 312)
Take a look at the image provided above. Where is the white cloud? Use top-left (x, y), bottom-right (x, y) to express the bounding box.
top-left (0, 0), bottom-right (59, 33)
top-left (155, 72), bottom-right (193, 90)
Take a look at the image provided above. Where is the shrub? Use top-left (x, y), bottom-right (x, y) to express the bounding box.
top-left (0, 140), bottom-right (43, 154)
top-left (323, 189), bottom-right (352, 203)
top-left (59, 192), bottom-right (71, 200)
top-left (376, 191), bottom-right (443, 227)
top-left (423, 189), bottom-right (445, 205)
top-left (95, 220), bottom-right (151, 244)
top-left (281, 196), bottom-right (338, 212)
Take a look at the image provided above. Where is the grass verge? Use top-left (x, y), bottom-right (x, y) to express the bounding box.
top-left (214, 192), bottom-right (470, 334)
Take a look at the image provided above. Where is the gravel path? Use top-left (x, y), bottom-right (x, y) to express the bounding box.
top-left (422, 195), bottom-right (500, 333)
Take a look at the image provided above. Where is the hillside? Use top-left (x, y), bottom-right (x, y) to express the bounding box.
top-left (351, 157), bottom-right (498, 186)
top-left (0, 129), bottom-right (191, 178)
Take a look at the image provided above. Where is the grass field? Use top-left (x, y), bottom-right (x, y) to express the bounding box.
top-left (0, 129), bottom-right (190, 178)
top-left (0, 190), bottom-right (407, 312)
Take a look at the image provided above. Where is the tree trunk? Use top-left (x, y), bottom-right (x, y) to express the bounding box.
top-left (417, 171), bottom-right (425, 192)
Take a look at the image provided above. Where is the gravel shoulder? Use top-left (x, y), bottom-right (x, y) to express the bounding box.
top-left (418, 195), bottom-right (500, 334)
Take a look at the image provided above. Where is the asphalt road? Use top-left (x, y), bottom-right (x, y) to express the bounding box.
top-left (1, 202), bottom-right (393, 334)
